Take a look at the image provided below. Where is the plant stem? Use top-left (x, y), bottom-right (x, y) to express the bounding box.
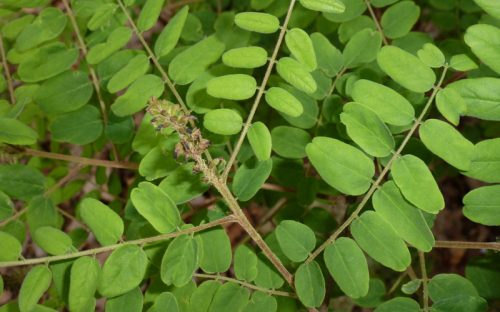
top-left (0, 33), bottom-right (15, 104)
top-left (222, 0), bottom-right (297, 181)
top-left (193, 273), bottom-right (296, 298)
top-left (306, 66), bottom-right (449, 263)
top-left (419, 251), bottom-right (429, 312)
top-left (0, 215), bottom-right (236, 268)
top-left (365, 0), bottom-right (389, 45)
top-left (0, 208), bottom-right (27, 228)
top-left (435, 240), bottom-right (500, 251)
top-left (327, 67), bottom-right (347, 96)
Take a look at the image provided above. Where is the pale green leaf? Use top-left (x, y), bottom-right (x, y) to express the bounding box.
top-left (343, 28), bottom-right (382, 68)
top-left (323, 0), bottom-right (366, 23)
top-left (0, 231), bottom-right (22, 261)
top-left (0, 117), bottom-right (38, 145)
top-left (159, 164), bottom-right (209, 204)
top-left (265, 87), bottom-right (303, 117)
top-left (449, 54), bottom-right (478, 72)
top-left (33, 226), bottom-right (73, 255)
top-left (154, 6), bottom-right (189, 57)
top-left (271, 126), bottom-right (310, 159)
top-left (15, 8), bottom-right (66, 52)
top-left (137, 0), bottom-right (165, 32)
top-left (80, 198), bottom-right (124, 246)
top-left (198, 228), bottom-right (232, 273)
top-left (417, 43), bottom-right (445, 68)
top-left (473, 0), bottom-right (500, 19)
top-left (276, 57), bottom-right (317, 94)
top-left (463, 185), bottom-right (500, 226)
top-left (203, 109), bottom-right (243, 135)
top-left (111, 74), bottom-right (164, 116)
top-left (464, 24), bottom-right (500, 75)
top-left (435, 87), bottom-right (467, 126)
top-left (465, 138), bottom-right (500, 183)
top-left (232, 159), bottom-right (272, 201)
top-left (207, 74), bottom-right (257, 100)
top-left (87, 27), bottom-right (132, 65)
top-left (300, 0), bottom-right (345, 13)
top-left (381, 1), bottom-right (420, 39)
top-left (107, 54), bottom-right (150, 93)
top-left (285, 28), bottom-right (317, 71)
top-left (150, 292), bottom-right (179, 312)
top-left (234, 12), bottom-right (280, 34)
top-left (161, 235), bottom-right (199, 287)
top-left (248, 122), bottom-right (272, 161)
top-left (311, 32), bottom-right (344, 77)
top-left (222, 46), bottom-right (268, 69)
top-left (69, 257), bottom-right (100, 312)
top-left (18, 265), bottom-right (52, 312)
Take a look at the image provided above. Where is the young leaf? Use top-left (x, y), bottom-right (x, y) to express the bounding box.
top-left (374, 297), bottom-right (420, 312)
top-left (377, 45), bottom-right (436, 93)
top-left (295, 261), bottom-right (325, 308)
top-left (351, 211), bottom-right (411, 271)
top-left (275, 220), bottom-right (316, 262)
top-left (276, 57), bottom-right (317, 94)
top-left (232, 159), bottom-right (272, 201)
top-left (372, 181), bottom-right (435, 251)
top-left (285, 28), bottom-right (317, 71)
top-left (300, 0), bottom-right (346, 13)
top-left (0, 231), bottom-right (22, 261)
top-left (154, 6), bottom-right (189, 57)
top-left (161, 235), bottom-right (199, 287)
top-left (381, 1), bottom-right (420, 39)
top-left (306, 137), bottom-right (375, 195)
top-left (265, 87), bottom-right (304, 117)
top-left (198, 228), bottom-right (232, 273)
top-left (465, 138), bottom-right (500, 183)
top-left (222, 46), bottom-right (268, 69)
top-left (234, 245), bottom-right (258, 282)
top-left (271, 126), bottom-right (311, 159)
top-left (324, 237), bottom-right (369, 298)
top-left (351, 79), bottom-right (414, 126)
top-left (203, 109), bottom-right (243, 135)
top-left (107, 54), bottom-right (150, 93)
top-left (0, 117), bottom-right (38, 145)
top-left (80, 198), bottom-right (124, 246)
top-left (243, 291), bottom-right (277, 312)
top-left (206, 74), bottom-right (257, 100)
top-left (417, 43), bottom-right (446, 68)
top-left (130, 182), bottom-right (182, 234)
top-left (105, 288), bottom-right (143, 312)
top-left (419, 119), bottom-right (474, 171)
top-left (391, 154), bottom-right (445, 214)
top-left (401, 279), bottom-right (422, 294)
top-left (234, 12), bottom-right (280, 34)
top-left (98, 245), bottom-right (148, 298)
top-left (463, 185), bottom-right (500, 226)
top-left (340, 102), bottom-right (395, 157)
top-left (248, 122), bottom-right (272, 161)
top-left (208, 283), bottom-right (250, 312)
top-left (18, 265), bottom-right (52, 312)
top-left (69, 256), bottom-right (100, 312)
top-left (435, 87), bottom-right (467, 126)
top-left (33, 226), bottom-right (73, 255)
top-left (50, 105), bottom-right (103, 145)
top-left (111, 74), bottom-right (164, 116)
top-left (137, 0), bottom-right (165, 32)
top-left (343, 29), bottom-right (382, 68)
top-left (464, 24), bottom-right (500, 75)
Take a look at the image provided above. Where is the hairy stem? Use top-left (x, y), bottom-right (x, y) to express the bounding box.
top-left (222, 0), bottom-right (297, 180)
top-left (0, 215), bottom-right (236, 268)
top-left (0, 33), bottom-right (15, 104)
top-left (419, 251), bottom-right (429, 311)
top-left (306, 66), bottom-right (449, 263)
top-left (365, 0), bottom-right (389, 45)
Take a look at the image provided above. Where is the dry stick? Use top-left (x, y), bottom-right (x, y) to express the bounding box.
top-left (435, 240), bottom-right (500, 251)
top-left (419, 251), bottom-right (429, 312)
top-left (0, 215), bottom-right (237, 268)
top-left (222, 0), bottom-right (298, 181)
top-left (306, 66), bottom-right (449, 263)
top-left (365, 0), bottom-right (389, 45)
top-left (0, 33), bottom-right (15, 104)
top-left (194, 273), bottom-right (296, 298)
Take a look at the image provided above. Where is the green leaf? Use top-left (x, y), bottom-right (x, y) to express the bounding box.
top-left (69, 256), bottom-right (100, 312)
top-left (254, 254), bottom-right (284, 289)
top-left (432, 296), bottom-right (487, 312)
top-left (234, 245), bottom-right (258, 282)
top-left (428, 274), bottom-right (479, 302)
top-left (374, 297), bottom-right (420, 312)
top-left (271, 126), bottom-right (310, 159)
top-left (188, 281), bottom-right (221, 312)
top-left (351, 211), bottom-right (411, 271)
top-left (463, 185), bottom-right (500, 226)
top-left (343, 28), bottom-right (382, 68)
top-left (168, 36), bottom-right (225, 85)
top-left (1, 15), bottom-right (35, 41)
top-left (80, 198), bottom-right (124, 246)
top-left (464, 24), bottom-right (500, 75)
top-left (381, 1), bottom-right (420, 39)
top-left (306, 137), bottom-right (375, 195)
top-left (150, 292), bottom-right (179, 312)
top-left (105, 288), bottom-right (143, 312)
top-left (311, 32), bottom-right (344, 77)
top-left (222, 46), bottom-right (268, 69)
top-left (87, 27), bottom-right (132, 65)
top-left (234, 12), bottom-right (280, 34)
top-left (0, 231), bottom-right (22, 261)
top-left (401, 279), bottom-right (422, 294)
top-left (27, 196), bottom-right (58, 232)
top-left (324, 237), bottom-right (369, 298)
top-left (154, 6), bottom-right (189, 57)
top-left (207, 74), bottom-right (257, 100)
top-left (15, 7), bottom-right (67, 52)
top-left (198, 228), bottom-right (232, 273)
top-left (465, 138), bottom-right (500, 183)
top-left (0, 164), bottom-right (45, 200)
top-left (419, 119), bottom-right (474, 171)
top-left (34, 70), bottom-right (93, 115)
top-left (275, 220), bottom-right (316, 262)
top-left (131, 182), bottom-right (181, 234)
top-left (98, 245), bottom-right (148, 298)
top-left (18, 265), bottom-right (52, 312)
top-left (473, 0), bottom-right (500, 19)
top-left (447, 77), bottom-right (500, 121)
top-left (137, 0), bottom-right (165, 32)
top-left (351, 79), bottom-right (415, 126)
top-left (323, 0), bottom-right (366, 23)
top-left (417, 43), bottom-right (445, 68)
top-left (159, 164), bottom-right (209, 204)
top-left (111, 74), bottom-right (165, 116)
top-left (295, 261), bottom-right (325, 308)
top-left (285, 28), bottom-right (317, 71)
top-left (248, 122), bottom-right (272, 161)
top-left (161, 235), bottom-right (199, 287)
top-left (377, 45), bottom-right (436, 93)
top-left (449, 54), bottom-right (478, 72)
top-left (373, 181), bottom-right (435, 251)
top-left (203, 109), bottom-right (243, 135)
top-left (340, 102), bottom-right (395, 157)
top-left (232, 159), bottom-right (272, 201)
top-left (50, 105), bottom-right (103, 145)
top-left (391, 154), bottom-right (444, 214)
top-left (33, 226), bottom-right (73, 255)
top-left (265, 87), bottom-right (304, 117)
top-left (276, 57), bottom-right (317, 94)
top-left (139, 145), bottom-right (177, 181)
top-left (299, 0), bottom-right (346, 13)
top-left (243, 291), bottom-right (277, 312)
top-left (209, 283), bottom-right (250, 312)
top-left (435, 87), bottom-right (467, 126)
top-left (87, 3), bottom-right (117, 31)
top-left (107, 54), bottom-right (150, 93)
top-left (0, 191), bottom-right (14, 221)
top-left (0, 117), bottom-right (38, 145)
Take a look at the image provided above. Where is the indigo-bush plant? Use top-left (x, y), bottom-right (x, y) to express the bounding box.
top-left (0, 0), bottom-right (499, 311)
